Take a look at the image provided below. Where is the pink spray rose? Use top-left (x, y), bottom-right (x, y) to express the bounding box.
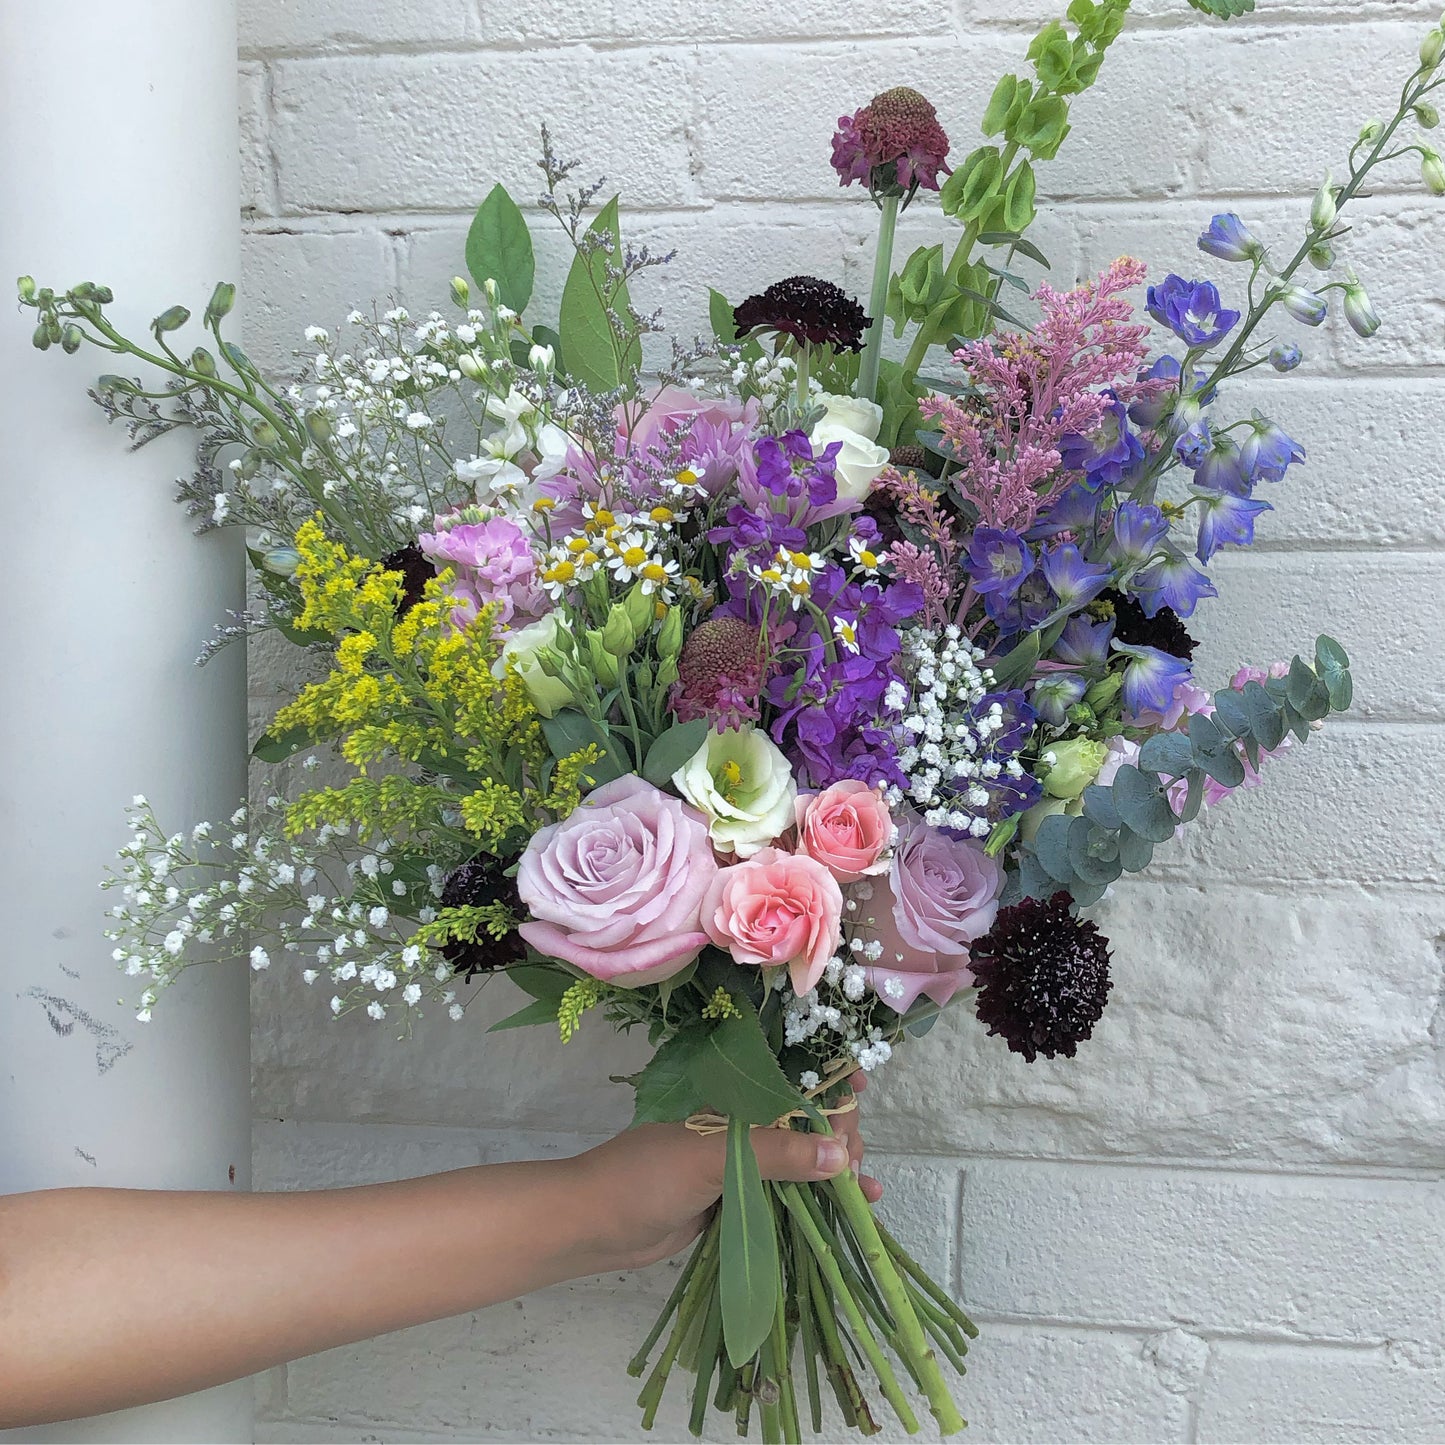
top-left (516, 775), bottom-right (718, 987)
top-left (701, 848), bottom-right (843, 996)
top-left (417, 516), bottom-right (544, 628)
top-left (859, 817), bottom-right (1002, 1012)
top-left (796, 781), bottom-right (893, 883)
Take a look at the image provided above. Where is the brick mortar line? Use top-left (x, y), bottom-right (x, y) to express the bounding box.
top-left (963, 1312), bottom-right (1415, 1353)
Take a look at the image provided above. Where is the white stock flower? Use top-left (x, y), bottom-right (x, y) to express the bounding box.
top-left (672, 725), bottom-right (797, 858)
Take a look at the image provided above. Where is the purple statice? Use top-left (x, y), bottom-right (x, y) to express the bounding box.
top-left (832, 87), bottom-right (952, 197)
top-left (1131, 548), bottom-right (1217, 619)
top-left (1197, 213), bottom-right (1262, 264)
top-left (1058, 392), bottom-right (1145, 488)
top-left (1238, 415), bottom-right (1305, 483)
top-left (1195, 490), bottom-right (1272, 562)
top-left (1145, 274), bottom-right (1240, 349)
top-left (1114, 642), bottom-right (1195, 720)
top-left (1038, 542), bottom-right (1112, 612)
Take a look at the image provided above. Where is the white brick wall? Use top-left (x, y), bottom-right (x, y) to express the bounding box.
top-left (237, 1), bottom-right (1445, 1439)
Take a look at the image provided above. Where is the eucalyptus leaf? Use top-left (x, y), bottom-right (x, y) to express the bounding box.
top-left (1188, 711), bottom-right (1246, 788)
top-left (1241, 681), bottom-right (1286, 750)
top-left (1067, 816), bottom-right (1123, 886)
top-left (1081, 784), bottom-right (1121, 831)
top-left (1138, 732), bottom-right (1195, 778)
top-left (1178, 768), bottom-right (1206, 825)
top-left (1111, 765), bottom-right (1178, 843)
top-left (1116, 825), bottom-right (1155, 873)
top-left (1211, 687), bottom-right (1252, 740)
top-left (720, 1117), bottom-right (781, 1368)
top-left (1033, 812), bottom-right (1077, 883)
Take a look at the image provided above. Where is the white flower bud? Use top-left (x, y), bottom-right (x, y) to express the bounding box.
top-left (1310, 173), bottom-right (1337, 231)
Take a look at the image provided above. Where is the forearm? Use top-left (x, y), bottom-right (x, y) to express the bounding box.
top-left (0, 1160), bottom-right (595, 1428)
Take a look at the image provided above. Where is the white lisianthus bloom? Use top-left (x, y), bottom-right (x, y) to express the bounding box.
top-left (816, 391), bottom-right (883, 442)
top-left (492, 612), bottom-right (576, 717)
top-left (484, 387), bottom-right (537, 459)
top-left (672, 726), bottom-right (798, 858)
top-left (530, 423), bottom-right (572, 485)
top-left (811, 419), bottom-right (891, 503)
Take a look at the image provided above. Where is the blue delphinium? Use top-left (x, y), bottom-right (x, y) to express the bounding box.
top-left (1238, 414), bottom-right (1305, 482)
top-left (1195, 490), bottom-right (1273, 562)
top-left (1107, 501), bottom-right (1169, 564)
top-left (1145, 274), bottom-right (1241, 349)
top-left (1039, 543), bottom-right (1112, 611)
top-left (1115, 643), bottom-right (1194, 719)
top-left (1131, 549), bottom-right (1217, 618)
top-left (1197, 212), bottom-right (1263, 264)
top-left (1269, 342), bottom-right (1303, 372)
top-left (966, 528), bottom-right (1032, 611)
top-left (1058, 392), bottom-right (1145, 488)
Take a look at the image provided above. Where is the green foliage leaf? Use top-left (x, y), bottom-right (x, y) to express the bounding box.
top-left (977, 231), bottom-right (1052, 269)
top-left (558, 195), bottom-right (639, 393)
top-left (1138, 732), bottom-right (1195, 778)
top-left (988, 630), bottom-right (1041, 690)
top-left (1187, 0), bottom-right (1255, 17)
top-left (1188, 712), bottom-right (1247, 788)
top-left (1115, 824), bottom-right (1154, 873)
top-left (720, 1117), bottom-right (782, 1368)
top-left (1033, 812), bottom-right (1076, 883)
top-left (876, 359), bottom-right (924, 450)
top-left (252, 724), bottom-right (312, 763)
top-left (1067, 816), bottom-right (1123, 886)
top-left (692, 1002), bottom-right (803, 1126)
top-left (504, 963), bottom-right (572, 1003)
top-left (487, 997), bottom-right (560, 1033)
top-left (631, 1025), bottom-right (711, 1124)
top-left (541, 709), bottom-right (630, 783)
top-left (642, 719), bottom-right (709, 788)
top-left (1240, 680), bottom-right (1286, 751)
top-left (465, 183), bottom-right (535, 315)
top-left (709, 287), bottom-right (739, 345)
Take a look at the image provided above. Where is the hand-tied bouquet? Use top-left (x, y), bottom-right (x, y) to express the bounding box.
top-left (22, 0), bottom-right (1445, 1436)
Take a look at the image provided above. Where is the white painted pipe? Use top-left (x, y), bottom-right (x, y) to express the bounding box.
top-left (0, 3), bottom-right (252, 1440)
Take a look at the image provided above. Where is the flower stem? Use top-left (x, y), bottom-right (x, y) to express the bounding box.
top-left (628, 1224), bottom-right (710, 1376)
top-left (858, 192), bottom-right (901, 407)
top-left (876, 1219), bottom-right (980, 1340)
top-left (637, 1216), bottom-right (719, 1428)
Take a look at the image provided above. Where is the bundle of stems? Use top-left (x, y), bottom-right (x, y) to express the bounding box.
top-left (629, 1119), bottom-right (978, 1442)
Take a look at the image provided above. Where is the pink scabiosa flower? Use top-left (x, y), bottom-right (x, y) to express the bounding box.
top-left (673, 616), bottom-right (767, 728)
top-left (831, 86), bottom-right (951, 203)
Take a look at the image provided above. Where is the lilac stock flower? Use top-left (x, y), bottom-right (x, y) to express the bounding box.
top-left (754, 430), bottom-right (840, 507)
top-left (1108, 500), bottom-right (1169, 564)
top-left (1032, 672), bottom-right (1088, 727)
top-left (1053, 613), bottom-right (1114, 669)
top-left (1131, 549), bottom-right (1218, 618)
top-left (1197, 213), bottom-right (1263, 264)
top-left (1238, 415), bottom-right (1305, 482)
top-left (966, 528), bottom-right (1032, 603)
top-left (1273, 283), bottom-right (1328, 327)
top-left (1195, 490), bottom-right (1273, 562)
top-left (1059, 392), bottom-right (1144, 489)
top-left (1146, 275), bottom-right (1241, 349)
top-left (1039, 542), bottom-right (1112, 611)
top-left (1269, 342), bottom-right (1303, 372)
top-left (1114, 642), bottom-right (1196, 720)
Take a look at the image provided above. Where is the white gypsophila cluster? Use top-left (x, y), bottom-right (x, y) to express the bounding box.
top-left (727, 349), bottom-right (823, 426)
top-left (104, 797), bottom-right (466, 1028)
top-left (884, 625), bottom-right (1025, 838)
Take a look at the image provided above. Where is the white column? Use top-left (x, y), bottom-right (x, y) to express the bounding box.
top-left (0, 4), bottom-right (252, 1441)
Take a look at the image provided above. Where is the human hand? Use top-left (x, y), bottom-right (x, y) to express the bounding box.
top-left (567, 1072), bottom-right (882, 1274)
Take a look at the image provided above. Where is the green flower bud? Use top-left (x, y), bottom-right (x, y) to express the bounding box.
top-left (1307, 241), bottom-right (1336, 272)
top-left (655, 656), bottom-right (679, 690)
top-left (657, 606), bottom-right (684, 661)
top-left (251, 420), bottom-right (281, 452)
top-left (457, 352), bottom-right (484, 381)
top-left (260, 545), bottom-right (301, 578)
top-left (93, 285), bottom-right (114, 305)
top-left (237, 450), bottom-right (264, 481)
top-left (528, 342), bottom-right (555, 373)
top-left (449, 276), bottom-right (470, 309)
top-left (1420, 26), bottom-right (1444, 71)
top-left (152, 304), bottom-right (191, 335)
top-left (1359, 118), bottom-right (1384, 145)
top-left (483, 278), bottom-right (499, 303)
top-left (601, 604), bottom-right (636, 658)
top-left (190, 346), bottom-right (217, 376)
top-left (1310, 174), bottom-right (1337, 231)
top-left (31, 323), bottom-right (52, 351)
top-left (585, 631), bottom-right (620, 687)
top-left (1065, 702), bottom-right (1097, 729)
top-left (1415, 102), bottom-right (1440, 129)
top-left (69, 281), bottom-right (97, 302)
top-left (1423, 147), bottom-right (1445, 195)
top-left (60, 325), bottom-right (83, 355)
top-left (493, 614), bottom-right (582, 717)
top-left (1040, 737), bottom-right (1108, 800)
top-left (1018, 795), bottom-right (1069, 846)
top-left (305, 410), bottom-right (333, 444)
top-left (1342, 273), bottom-right (1381, 338)
top-left (622, 584), bottom-right (654, 640)
top-left (1084, 673), bottom-right (1124, 712)
top-left (16, 275), bottom-right (36, 303)
top-left (205, 282), bottom-right (236, 323)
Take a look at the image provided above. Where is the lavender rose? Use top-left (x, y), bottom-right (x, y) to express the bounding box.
top-left (516, 775), bottom-right (718, 987)
top-left (857, 815), bottom-right (1002, 1012)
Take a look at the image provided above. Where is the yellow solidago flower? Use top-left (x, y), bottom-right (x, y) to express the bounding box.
top-left (557, 977), bottom-right (602, 1042)
top-left (702, 986), bottom-right (742, 1021)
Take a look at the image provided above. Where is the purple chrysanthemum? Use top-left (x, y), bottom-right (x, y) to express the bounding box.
top-left (831, 86), bottom-right (952, 197)
top-left (971, 892), bottom-right (1113, 1062)
top-left (733, 276), bottom-right (870, 353)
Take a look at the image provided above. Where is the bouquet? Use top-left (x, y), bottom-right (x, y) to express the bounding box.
top-left (20, 2), bottom-right (1445, 1437)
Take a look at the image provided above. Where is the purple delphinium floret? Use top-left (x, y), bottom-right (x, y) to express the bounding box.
top-left (1107, 500), bottom-right (1169, 564)
top-left (1039, 542), bottom-right (1112, 611)
top-left (1145, 274), bottom-right (1241, 349)
top-left (1131, 549), bottom-right (1218, 618)
top-left (1198, 213), bottom-right (1261, 264)
top-left (1238, 415), bottom-right (1305, 482)
top-left (1058, 392), bottom-right (1144, 488)
top-left (1115, 642), bottom-right (1195, 720)
top-left (1195, 490), bottom-right (1273, 562)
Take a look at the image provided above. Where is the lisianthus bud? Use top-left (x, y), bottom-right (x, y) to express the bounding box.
top-left (191, 345), bottom-right (218, 376)
top-left (205, 281), bottom-right (235, 323)
top-left (528, 342), bottom-right (555, 372)
top-left (585, 631), bottom-right (620, 688)
top-left (622, 583), bottom-right (654, 639)
top-left (1083, 674), bottom-right (1123, 712)
top-left (449, 276), bottom-right (470, 308)
top-left (457, 352), bottom-right (484, 380)
top-left (1342, 273), bottom-right (1381, 338)
top-left (601, 604), bottom-right (636, 658)
top-left (1416, 102), bottom-right (1440, 129)
top-left (495, 613), bottom-right (580, 717)
top-left (1420, 25), bottom-right (1444, 71)
top-left (1272, 281), bottom-right (1328, 327)
top-left (261, 546), bottom-right (301, 578)
top-left (1422, 147), bottom-right (1445, 195)
top-left (1310, 174), bottom-right (1338, 231)
top-left (1269, 342), bottom-right (1303, 372)
top-left (1308, 241), bottom-right (1336, 271)
top-left (1040, 738), bottom-right (1108, 800)
top-left (657, 606), bottom-right (684, 661)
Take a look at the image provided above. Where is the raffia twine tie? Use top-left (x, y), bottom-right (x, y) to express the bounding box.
top-left (683, 1058), bottom-right (860, 1137)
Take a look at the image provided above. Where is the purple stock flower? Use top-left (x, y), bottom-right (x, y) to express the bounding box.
top-left (966, 528), bottom-right (1032, 602)
top-left (1114, 642), bottom-right (1195, 720)
top-left (1039, 542), bottom-right (1112, 611)
top-left (1197, 213), bottom-right (1262, 263)
top-left (1108, 501), bottom-right (1168, 564)
top-left (1146, 275), bottom-right (1241, 349)
top-left (753, 430), bottom-right (840, 507)
top-left (1131, 549), bottom-right (1218, 618)
top-left (1053, 613), bottom-right (1114, 668)
top-left (1238, 415), bottom-right (1305, 482)
top-left (1195, 490), bottom-right (1273, 562)
top-left (1059, 392), bottom-right (1145, 488)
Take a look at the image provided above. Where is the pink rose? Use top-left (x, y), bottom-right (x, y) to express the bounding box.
top-left (628, 386), bottom-right (760, 495)
top-left (516, 775), bottom-right (718, 987)
top-left (858, 817), bottom-right (1001, 1012)
top-left (701, 847), bottom-right (842, 995)
top-left (796, 781), bottom-right (893, 883)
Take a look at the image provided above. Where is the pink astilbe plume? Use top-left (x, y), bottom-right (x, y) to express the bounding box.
top-left (920, 257), bottom-right (1162, 531)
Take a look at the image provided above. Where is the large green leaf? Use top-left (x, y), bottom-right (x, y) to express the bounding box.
top-left (709, 287), bottom-right (738, 345)
top-left (487, 997), bottom-right (559, 1033)
top-left (720, 1117), bottom-right (782, 1368)
top-left (557, 195), bottom-right (639, 393)
top-left (642, 719), bottom-right (708, 788)
top-left (251, 724), bottom-right (313, 763)
top-left (465, 183), bottom-right (535, 315)
top-left (1187, 0), bottom-right (1254, 16)
top-left (630, 1025), bottom-right (710, 1124)
top-left (692, 1004), bottom-right (803, 1126)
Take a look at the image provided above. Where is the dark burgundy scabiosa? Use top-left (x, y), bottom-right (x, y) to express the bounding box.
top-left (673, 616), bottom-right (767, 729)
top-left (733, 277), bottom-right (870, 353)
top-left (971, 892), bottom-right (1113, 1062)
top-left (1101, 588), bottom-right (1197, 661)
top-left (832, 86), bottom-right (952, 200)
top-left (380, 543), bottom-right (437, 617)
top-left (438, 859), bottom-right (525, 979)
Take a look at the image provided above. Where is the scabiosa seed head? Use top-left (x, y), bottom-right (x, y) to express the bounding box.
top-left (438, 859), bottom-right (524, 978)
top-left (380, 542), bottom-right (436, 616)
top-left (733, 277), bottom-right (870, 353)
top-left (970, 892), bottom-right (1112, 1062)
top-left (1099, 589), bottom-right (1196, 661)
top-left (673, 616), bottom-right (766, 728)
top-left (832, 87), bottom-right (952, 201)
